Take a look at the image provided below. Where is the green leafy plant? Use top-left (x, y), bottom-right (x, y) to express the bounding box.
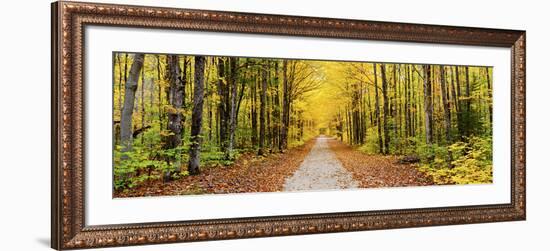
top-left (418, 136), bottom-right (492, 184)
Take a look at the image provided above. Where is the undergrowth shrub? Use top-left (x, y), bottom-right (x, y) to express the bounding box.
top-left (418, 136), bottom-right (492, 184)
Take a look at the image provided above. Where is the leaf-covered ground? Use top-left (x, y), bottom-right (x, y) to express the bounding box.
top-left (328, 139), bottom-right (434, 188)
top-left (114, 139), bottom-right (315, 198)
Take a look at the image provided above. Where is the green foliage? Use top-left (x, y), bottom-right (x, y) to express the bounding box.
top-left (418, 136), bottom-right (492, 185)
top-left (202, 148), bottom-right (236, 166)
top-left (289, 140), bottom-right (305, 148)
top-left (356, 130), bottom-right (492, 185)
top-left (357, 128), bottom-right (381, 154)
top-left (415, 142), bottom-right (446, 162)
top-left (114, 146), bottom-right (168, 190)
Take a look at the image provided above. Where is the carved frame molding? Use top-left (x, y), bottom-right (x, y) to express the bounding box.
top-left (51, 1), bottom-right (526, 249)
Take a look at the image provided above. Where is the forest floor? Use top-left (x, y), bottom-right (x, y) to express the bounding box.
top-left (114, 136), bottom-right (435, 198)
top-left (114, 139), bottom-right (316, 198)
top-left (328, 139), bottom-right (434, 188)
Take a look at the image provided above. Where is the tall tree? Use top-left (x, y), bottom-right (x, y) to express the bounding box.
top-left (440, 66), bottom-right (452, 167)
top-left (280, 60), bottom-right (290, 151)
top-left (440, 66), bottom-right (452, 142)
top-left (485, 67), bottom-right (493, 124)
top-left (464, 66), bottom-right (472, 136)
top-left (116, 54), bottom-right (123, 115)
top-left (140, 66), bottom-right (145, 144)
top-left (449, 66), bottom-right (459, 113)
top-left (164, 55), bottom-right (185, 181)
top-left (271, 61), bottom-right (281, 151)
top-left (217, 57), bottom-right (228, 149)
top-left (279, 60), bottom-right (320, 150)
top-left (250, 70), bottom-right (258, 146)
top-left (380, 64), bottom-right (390, 154)
top-left (225, 57), bottom-right (239, 159)
top-left (454, 66), bottom-right (464, 136)
top-left (122, 53), bottom-right (129, 115)
top-left (422, 64), bottom-right (433, 145)
top-left (156, 55), bottom-right (164, 132)
top-left (373, 63), bottom-right (383, 153)
top-left (258, 62), bottom-right (268, 155)
top-left (120, 53), bottom-right (144, 152)
top-left (405, 65), bottom-right (412, 138)
top-left (188, 56), bottom-right (206, 175)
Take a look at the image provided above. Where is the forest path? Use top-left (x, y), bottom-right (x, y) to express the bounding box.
top-left (283, 136), bottom-right (359, 191)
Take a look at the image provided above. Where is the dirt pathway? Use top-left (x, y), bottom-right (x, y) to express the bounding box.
top-left (283, 136), bottom-right (359, 191)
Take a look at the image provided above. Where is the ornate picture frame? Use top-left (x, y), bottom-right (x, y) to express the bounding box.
top-left (51, 1), bottom-right (526, 249)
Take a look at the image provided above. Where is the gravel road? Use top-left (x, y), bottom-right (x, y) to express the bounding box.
top-left (283, 136), bottom-right (359, 191)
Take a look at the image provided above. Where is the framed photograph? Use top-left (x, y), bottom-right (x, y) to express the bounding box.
top-left (51, 1), bottom-right (526, 249)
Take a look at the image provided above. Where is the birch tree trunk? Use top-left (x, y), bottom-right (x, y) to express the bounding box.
top-left (120, 53), bottom-right (144, 152)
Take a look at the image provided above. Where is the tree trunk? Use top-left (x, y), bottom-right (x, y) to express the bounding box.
top-left (272, 62), bottom-right (280, 151)
top-left (120, 53), bottom-right (144, 152)
top-left (373, 63), bottom-right (383, 154)
top-left (148, 75), bottom-right (154, 133)
top-left (392, 65), bottom-right (398, 145)
top-left (405, 65), bottom-right (411, 138)
top-left (225, 57), bottom-right (238, 160)
top-left (380, 64), bottom-right (390, 154)
top-left (116, 54), bottom-right (123, 117)
top-left (486, 67), bottom-right (493, 124)
top-left (359, 81), bottom-right (367, 144)
top-left (181, 58), bottom-right (188, 137)
top-left (251, 72), bottom-right (258, 146)
top-left (258, 62), bottom-right (268, 155)
top-left (423, 65), bottom-right (433, 145)
top-left (440, 66), bottom-right (452, 142)
top-left (440, 66), bottom-right (453, 167)
top-left (366, 82), bottom-right (374, 126)
top-left (449, 66), bottom-right (459, 113)
top-left (337, 111), bottom-right (344, 141)
top-left (140, 66), bottom-right (145, 144)
top-left (122, 53), bottom-right (128, 115)
top-left (235, 68), bottom-right (248, 131)
top-left (188, 56), bottom-right (206, 175)
top-left (280, 60), bottom-right (290, 151)
top-left (114, 54), bottom-right (123, 146)
top-left (217, 58), bottom-right (228, 150)
top-left (156, 55), bottom-right (164, 132)
top-left (205, 58), bottom-right (213, 141)
top-left (396, 65), bottom-right (402, 147)
top-left (163, 55), bottom-right (185, 181)
top-left (411, 69), bottom-right (418, 137)
top-left (464, 66), bottom-right (472, 137)
top-left (454, 66), bottom-right (464, 137)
